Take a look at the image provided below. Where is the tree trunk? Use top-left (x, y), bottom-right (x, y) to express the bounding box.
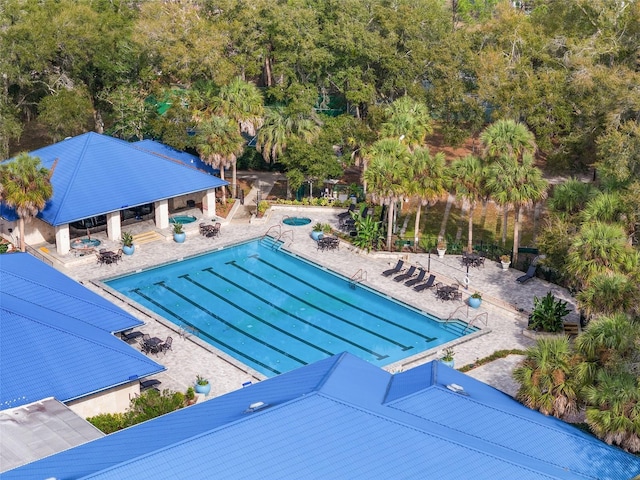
top-left (220, 167), bottom-right (227, 204)
top-left (502, 206), bottom-right (508, 245)
top-left (414, 202), bottom-right (422, 253)
top-left (232, 161), bottom-right (237, 199)
top-left (19, 217), bottom-right (26, 252)
top-left (467, 203), bottom-right (475, 253)
top-left (513, 205), bottom-right (521, 265)
top-left (387, 201), bottom-right (394, 252)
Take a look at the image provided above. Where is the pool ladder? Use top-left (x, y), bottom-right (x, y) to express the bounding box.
top-left (349, 269), bottom-right (367, 289)
top-left (446, 305), bottom-right (488, 334)
top-left (262, 225), bottom-right (294, 249)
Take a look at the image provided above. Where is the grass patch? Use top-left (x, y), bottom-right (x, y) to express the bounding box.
top-left (458, 349), bottom-right (527, 372)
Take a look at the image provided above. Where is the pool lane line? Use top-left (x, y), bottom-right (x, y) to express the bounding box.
top-left (156, 280), bottom-right (312, 368)
top-left (217, 263), bottom-right (407, 353)
top-left (199, 269), bottom-right (391, 360)
top-left (179, 274), bottom-right (345, 360)
top-left (131, 287), bottom-right (283, 376)
top-left (242, 258), bottom-right (437, 344)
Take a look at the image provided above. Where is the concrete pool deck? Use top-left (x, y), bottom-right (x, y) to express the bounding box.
top-left (33, 204), bottom-right (579, 399)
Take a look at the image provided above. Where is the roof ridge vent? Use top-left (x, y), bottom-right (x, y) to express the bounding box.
top-left (244, 401), bottom-right (269, 413)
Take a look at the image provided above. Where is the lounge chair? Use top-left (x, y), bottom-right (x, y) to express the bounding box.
top-left (394, 265), bottom-right (417, 282)
top-left (382, 259), bottom-right (404, 277)
top-left (121, 330), bottom-right (143, 343)
top-left (413, 274), bottom-right (436, 292)
top-left (404, 268), bottom-right (426, 287)
top-left (337, 204), bottom-right (356, 219)
top-left (516, 265), bottom-right (537, 283)
top-left (140, 379), bottom-right (162, 391)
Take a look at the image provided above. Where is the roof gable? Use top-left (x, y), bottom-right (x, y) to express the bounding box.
top-left (2, 133), bottom-right (227, 226)
top-left (0, 254), bottom-right (164, 409)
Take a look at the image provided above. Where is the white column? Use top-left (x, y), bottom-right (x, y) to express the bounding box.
top-left (106, 212), bottom-right (121, 242)
top-left (155, 199), bottom-right (169, 229)
top-left (202, 189), bottom-right (217, 218)
top-left (55, 224), bottom-right (71, 255)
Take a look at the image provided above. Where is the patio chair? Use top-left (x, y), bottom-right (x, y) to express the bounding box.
top-left (404, 268), bottom-right (426, 287)
top-left (516, 265), bottom-right (537, 284)
top-left (393, 265), bottom-right (417, 282)
top-left (337, 204), bottom-right (356, 219)
top-left (160, 336), bottom-right (173, 354)
top-left (413, 274), bottom-right (436, 292)
top-left (382, 259), bottom-right (404, 277)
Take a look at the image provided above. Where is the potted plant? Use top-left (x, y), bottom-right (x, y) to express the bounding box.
top-left (121, 231), bottom-right (135, 255)
top-left (437, 240), bottom-right (447, 258)
top-left (173, 222), bottom-right (186, 243)
top-left (194, 375), bottom-right (210, 395)
top-left (500, 254), bottom-right (511, 270)
top-left (440, 348), bottom-right (455, 368)
top-left (311, 222), bottom-right (324, 241)
top-left (185, 386), bottom-right (196, 405)
top-left (469, 291), bottom-right (482, 309)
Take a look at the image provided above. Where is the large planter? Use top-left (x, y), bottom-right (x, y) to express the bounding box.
top-left (468, 296), bottom-right (482, 309)
top-left (173, 232), bottom-right (186, 243)
top-left (194, 382), bottom-right (211, 395)
top-left (437, 248), bottom-right (446, 258)
top-left (310, 230), bottom-right (323, 241)
top-left (440, 359), bottom-right (454, 368)
top-left (500, 261), bottom-right (511, 271)
top-left (123, 245), bottom-right (135, 255)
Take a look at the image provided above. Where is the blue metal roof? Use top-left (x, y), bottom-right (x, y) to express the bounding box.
top-left (4, 353), bottom-right (638, 479)
top-left (133, 139), bottom-right (221, 176)
top-left (0, 133), bottom-right (228, 226)
top-left (0, 253), bottom-right (164, 409)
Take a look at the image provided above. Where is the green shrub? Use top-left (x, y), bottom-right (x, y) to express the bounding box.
top-left (528, 292), bottom-right (570, 333)
top-left (257, 200), bottom-right (270, 216)
top-left (87, 412), bottom-right (128, 434)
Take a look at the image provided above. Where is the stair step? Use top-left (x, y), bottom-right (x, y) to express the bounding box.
top-left (132, 231), bottom-right (164, 245)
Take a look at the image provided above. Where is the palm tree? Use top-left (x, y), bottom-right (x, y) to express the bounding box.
top-left (486, 154), bottom-right (548, 264)
top-left (216, 78), bottom-right (264, 136)
top-left (450, 155), bottom-right (488, 253)
top-left (565, 222), bottom-right (639, 290)
top-left (363, 139), bottom-right (410, 251)
top-left (548, 178), bottom-right (599, 218)
top-left (576, 273), bottom-right (639, 318)
top-left (0, 153), bottom-right (53, 252)
top-left (256, 106), bottom-right (321, 164)
top-left (513, 336), bottom-right (580, 420)
top-left (406, 148), bottom-right (448, 252)
top-left (215, 78), bottom-right (264, 197)
top-left (480, 119), bottom-right (537, 162)
top-left (194, 116), bottom-right (244, 203)
top-left (380, 97), bottom-right (432, 150)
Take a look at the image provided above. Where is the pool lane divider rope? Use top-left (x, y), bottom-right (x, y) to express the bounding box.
top-left (132, 286), bottom-right (283, 375)
top-left (248, 258), bottom-right (437, 344)
top-left (200, 268), bottom-right (390, 360)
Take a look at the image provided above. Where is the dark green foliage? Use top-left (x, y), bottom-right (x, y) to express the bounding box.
top-left (528, 292), bottom-right (571, 333)
top-left (87, 388), bottom-right (186, 434)
top-left (351, 213), bottom-right (383, 252)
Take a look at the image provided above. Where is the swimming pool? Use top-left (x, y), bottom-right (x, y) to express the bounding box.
top-left (106, 239), bottom-right (475, 377)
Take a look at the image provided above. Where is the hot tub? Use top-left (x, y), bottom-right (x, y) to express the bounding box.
top-left (282, 217), bottom-right (312, 226)
top-left (169, 215), bottom-right (197, 225)
top-left (71, 238), bottom-right (102, 249)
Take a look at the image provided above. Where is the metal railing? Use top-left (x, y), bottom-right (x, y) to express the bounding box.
top-left (349, 268), bottom-right (367, 289)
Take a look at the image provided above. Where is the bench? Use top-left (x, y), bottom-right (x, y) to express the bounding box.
top-left (563, 322), bottom-right (580, 337)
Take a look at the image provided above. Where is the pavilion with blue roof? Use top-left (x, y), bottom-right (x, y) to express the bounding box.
top-left (4, 352), bottom-right (638, 479)
top-left (0, 132), bottom-right (227, 255)
top-left (0, 253), bottom-right (165, 415)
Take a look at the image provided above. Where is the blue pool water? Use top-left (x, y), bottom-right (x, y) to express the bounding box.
top-left (105, 239), bottom-right (474, 377)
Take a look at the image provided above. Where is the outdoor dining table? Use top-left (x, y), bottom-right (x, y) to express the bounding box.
top-left (437, 285), bottom-right (460, 301)
top-left (142, 337), bottom-right (163, 355)
top-left (462, 253), bottom-right (484, 268)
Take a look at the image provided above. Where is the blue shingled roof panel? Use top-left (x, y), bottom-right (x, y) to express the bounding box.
top-left (5, 355), bottom-right (639, 479)
top-left (0, 254), bottom-right (163, 410)
top-left (2, 253), bottom-right (143, 333)
top-left (133, 140), bottom-right (221, 176)
top-left (75, 395), bottom-right (576, 480)
top-left (1, 132), bottom-right (228, 226)
top-left (2, 355), bottom-right (342, 480)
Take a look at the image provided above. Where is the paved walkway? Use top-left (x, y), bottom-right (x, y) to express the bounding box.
top-left (32, 175), bottom-right (580, 400)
